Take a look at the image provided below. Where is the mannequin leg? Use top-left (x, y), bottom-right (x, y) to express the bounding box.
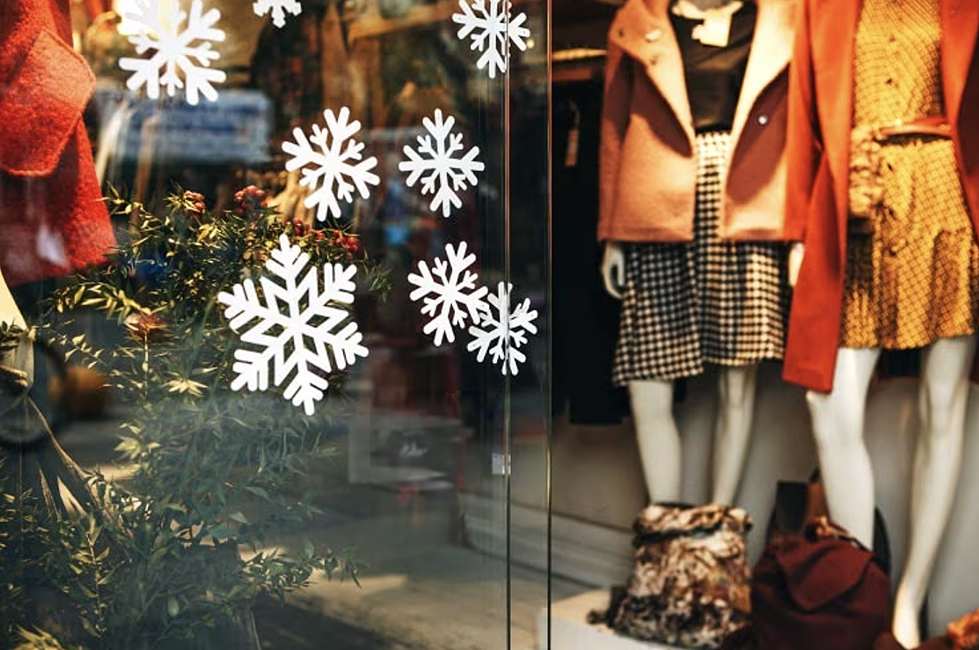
top-left (711, 365), bottom-right (759, 504)
top-left (628, 380), bottom-right (681, 503)
top-left (806, 347), bottom-right (881, 547)
top-left (892, 335), bottom-right (979, 648)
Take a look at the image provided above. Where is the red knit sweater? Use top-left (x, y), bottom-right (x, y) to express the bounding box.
top-left (0, 0), bottom-right (115, 287)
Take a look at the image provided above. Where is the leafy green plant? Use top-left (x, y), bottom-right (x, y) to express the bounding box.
top-left (0, 186), bottom-right (387, 649)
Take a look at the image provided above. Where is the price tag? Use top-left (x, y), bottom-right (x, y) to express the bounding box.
top-left (564, 126), bottom-right (580, 168)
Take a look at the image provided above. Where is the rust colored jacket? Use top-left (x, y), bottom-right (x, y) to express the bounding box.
top-left (782, 0), bottom-right (979, 392)
top-left (598, 0), bottom-right (797, 243)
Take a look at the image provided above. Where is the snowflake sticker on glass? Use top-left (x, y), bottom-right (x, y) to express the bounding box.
top-left (254, 0), bottom-right (302, 27)
top-left (283, 107), bottom-right (380, 222)
top-left (468, 282), bottom-right (538, 376)
top-left (217, 235), bottom-right (369, 415)
top-left (408, 242), bottom-right (488, 345)
top-left (119, 0), bottom-right (226, 105)
top-left (399, 110), bottom-right (485, 218)
top-left (452, 0), bottom-right (530, 78)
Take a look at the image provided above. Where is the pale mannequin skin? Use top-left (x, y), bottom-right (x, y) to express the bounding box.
top-left (789, 244), bottom-right (977, 648)
top-left (602, 242), bottom-right (759, 505)
top-left (0, 265), bottom-right (32, 395)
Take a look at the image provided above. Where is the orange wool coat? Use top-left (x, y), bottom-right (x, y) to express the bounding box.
top-left (782, 0), bottom-right (979, 392)
top-left (598, 0), bottom-right (798, 243)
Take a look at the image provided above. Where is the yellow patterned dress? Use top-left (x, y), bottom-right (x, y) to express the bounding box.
top-left (840, 0), bottom-right (979, 349)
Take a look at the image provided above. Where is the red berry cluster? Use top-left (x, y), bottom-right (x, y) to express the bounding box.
top-left (233, 185), bottom-right (268, 218)
top-left (183, 191), bottom-right (206, 217)
top-left (330, 230), bottom-right (361, 259)
top-left (290, 218), bottom-right (309, 237)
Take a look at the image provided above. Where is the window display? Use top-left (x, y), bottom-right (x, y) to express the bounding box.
top-left (5, 0), bottom-right (979, 648)
top-left (549, 0), bottom-right (979, 649)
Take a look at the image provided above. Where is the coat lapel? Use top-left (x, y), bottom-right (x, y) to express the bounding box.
top-left (609, 0), bottom-right (695, 143)
top-left (729, 0), bottom-right (796, 150)
top-left (941, 0), bottom-right (978, 127)
top-left (811, 0), bottom-right (862, 226)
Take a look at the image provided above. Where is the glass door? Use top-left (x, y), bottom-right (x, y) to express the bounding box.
top-left (0, 1), bottom-right (551, 648)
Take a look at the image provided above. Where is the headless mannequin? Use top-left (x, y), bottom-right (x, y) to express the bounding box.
top-left (602, 0), bottom-right (761, 505)
top-left (603, 244), bottom-right (758, 504)
top-left (788, 249), bottom-right (978, 648)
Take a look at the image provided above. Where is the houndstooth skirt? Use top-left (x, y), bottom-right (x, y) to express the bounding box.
top-left (611, 131), bottom-right (790, 384)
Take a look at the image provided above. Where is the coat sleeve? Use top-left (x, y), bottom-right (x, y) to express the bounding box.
top-left (0, 29), bottom-right (95, 178)
top-left (597, 36), bottom-right (632, 242)
top-left (783, 0), bottom-right (822, 242)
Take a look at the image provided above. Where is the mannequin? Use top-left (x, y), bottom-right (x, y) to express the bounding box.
top-left (603, 247), bottom-right (759, 503)
top-left (599, 0), bottom-right (796, 505)
top-left (782, 0), bottom-right (979, 646)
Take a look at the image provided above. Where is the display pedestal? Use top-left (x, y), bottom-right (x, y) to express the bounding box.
top-left (538, 590), bottom-right (679, 650)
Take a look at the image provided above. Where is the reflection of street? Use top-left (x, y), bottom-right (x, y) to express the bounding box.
top-left (56, 404), bottom-right (572, 650)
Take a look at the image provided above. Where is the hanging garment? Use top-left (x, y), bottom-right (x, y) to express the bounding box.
top-left (0, 0), bottom-right (115, 287)
top-left (552, 79), bottom-right (628, 424)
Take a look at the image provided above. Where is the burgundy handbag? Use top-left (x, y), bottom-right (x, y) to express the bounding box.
top-left (748, 476), bottom-right (894, 650)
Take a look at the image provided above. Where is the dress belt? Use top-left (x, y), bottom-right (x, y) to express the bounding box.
top-left (868, 115), bottom-right (951, 140)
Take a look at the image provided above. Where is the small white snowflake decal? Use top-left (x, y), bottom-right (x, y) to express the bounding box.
top-left (253, 0), bottom-right (302, 27)
top-left (399, 110), bottom-right (485, 219)
top-left (217, 235), bottom-right (368, 415)
top-left (452, 0), bottom-right (530, 79)
top-left (283, 107), bottom-right (380, 223)
top-left (408, 242), bottom-right (489, 346)
top-left (119, 0), bottom-right (226, 105)
top-left (467, 281), bottom-right (538, 375)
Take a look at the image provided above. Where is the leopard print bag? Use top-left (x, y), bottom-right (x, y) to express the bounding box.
top-left (603, 504), bottom-right (753, 649)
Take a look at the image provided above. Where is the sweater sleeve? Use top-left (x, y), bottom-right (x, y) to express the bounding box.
top-left (783, 0), bottom-right (822, 243)
top-left (0, 29), bottom-right (95, 177)
top-left (597, 37), bottom-right (632, 242)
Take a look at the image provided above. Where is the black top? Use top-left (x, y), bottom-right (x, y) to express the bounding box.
top-left (670, 1), bottom-right (757, 132)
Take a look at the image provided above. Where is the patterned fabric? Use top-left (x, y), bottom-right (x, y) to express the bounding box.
top-left (609, 504), bottom-right (753, 649)
top-left (841, 0), bottom-right (979, 349)
top-left (611, 131), bottom-right (789, 383)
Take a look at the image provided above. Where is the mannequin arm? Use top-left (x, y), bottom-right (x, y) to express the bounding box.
top-left (601, 241), bottom-right (626, 299)
top-left (0, 265), bottom-right (32, 393)
top-left (788, 242), bottom-right (804, 287)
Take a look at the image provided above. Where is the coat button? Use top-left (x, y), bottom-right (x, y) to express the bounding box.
top-left (644, 28), bottom-right (663, 42)
top-left (757, 114), bottom-right (769, 126)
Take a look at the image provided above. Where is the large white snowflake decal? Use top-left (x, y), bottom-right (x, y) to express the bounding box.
top-left (467, 282), bottom-right (538, 375)
top-left (399, 110), bottom-right (485, 219)
top-left (217, 235), bottom-right (368, 415)
top-left (283, 107), bottom-right (380, 223)
top-left (452, 0), bottom-right (530, 79)
top-left (253, 0), bottom-right (302, 27)
top-left (119, 0), bottom-right (226, 105)
top-left (408, 242), bottom-right (489, 346)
